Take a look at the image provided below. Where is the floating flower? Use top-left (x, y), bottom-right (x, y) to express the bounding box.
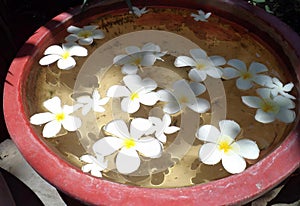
top-left (39, 42), bottom-right (88, 70)
top-left (114, 42), bottom-right (166, 74)
top-left (76, 90), bottom-right (110, 115)
top-left (242, 88), bottom-right (296, 123)
top-left (65, 25), bottom-right (105, 45)
top-left (93, 119), bottom-right (162, 174)
top-left (264, 77), bottom-right (296, 99)
top-left (196, 120), bottom-right (260, 174)
top-left (189, 82), bottom-right (207, 96)
top-left (80, 154), bottom-right (108, 177)
top-left (145, 114), bottom-right (180, 143)
top-left (191, 9), bottom-right (212, 22)
top-left (222, 59), bottom-right (271, 90)
top-left (30, 96), bottom-right (82, 138)
top-left (174, 48), bottom-right (226, 82)
top-left (107, 75), bottom-right (159, 114)
top-left (130, 6), bottom-right (148, 17)
top-left (157, 79), bottom-right (210, 114)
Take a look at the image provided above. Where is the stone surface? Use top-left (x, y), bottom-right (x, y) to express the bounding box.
top-left (0, 139), bottom-right (66, 206)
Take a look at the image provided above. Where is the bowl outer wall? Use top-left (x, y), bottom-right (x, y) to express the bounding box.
top-left (3, 0), bottom-right (300, 205)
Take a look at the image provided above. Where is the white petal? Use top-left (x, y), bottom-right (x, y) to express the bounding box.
top-left (44, 45), bottom-right (63, 55)
top-left (283, 82), bottom-right (294, 92)
top-left (81, 104), bottom-right (92, 115)
top-left (125, 46), bottom-right (140, 54)
top-left (57, 58), bottom-right (76, 70)
top-left (188, 69), bottom-right (207, 82)
top-left (106, 85), bottom-right (131, 97)
top-left (136, 137), bottom-right (162, 158)
top-left (77, 96), bottom-right (92, 104)
top-left (174, 56), bottom-right (197, 67)
top-left (80, 155), bottom-right (94, 164)
top-left (196, 125), bottom-right (220, 143)
top-left (227, 59), bottom-right (247, 72)
top-left (253, 75), bottom-right (273, 86)
top-left (68, 45), bottom-right (88, 56)
top-left (199, 143), bottom-right (222, 165)
top-left (249, 62), bottom-right (268, 74)
top-left (255, 109), bottom-right (276, 123)
top-left (43, 96), bottom-right (62, 114)
top-left (93, 105), bottom-right (105, 113)
top-left (206, 67), bottom-right (223, 79)
top-left (189, 82), bottom-right (206, 96)
top-left (139, 92), bottom-right (159, 106)
top-left (219, 120), bottom-right (240, 139)
top-left (65, 34), bottom-right (79, 42)
top-left (62, 116), bottom-right (82, 131)
top-left (96, 97), bottom-right (110, 105)
top-left (83, 25), bottom-right (98, 30)
top-left (116, 148), bottom-right (140, 174)
top-left (90, 169), bottom-right (103, 177)
top-left (157, 90), bottom-right (176, 102)
top-left (39, 55), bottom-right (61, 65)
top-left (257, 88), bottom-right (271, 99)
top-left (92, 30), bottom-right (105, 39)
top-left (163, 102), bottom-right (180, 114)
top-left (210, 56), bottom-right (226, 66)
top-left (190, 48), bottom-right (207, 61)
top-left (242, 96), bottom-right (261, 108)
top-left (236, 139), bottom-right (260, 159)
top-left (81, 164), bottom-right (93, 173)
top-left (141, 77), bottom-right (157, 92)
top-left (122, 64), bottom-right (138, 75)
top-left (187, 98), bottom-right (210, 113)
top-left (142, 43), bottom-right (159, 52)
top-left (276, 109), bottom-right (296, 123)
top-left (123, 74), bottom-right (142, 92)
top-left (173, 79), bottom-right (195, 101)
top-left (222, 67), bottom-right (240, 79)
top-left (141, 54), bottom-right (156, 66)
top-left (104, 119), bottom-right (130, 138)
top-left (222, 152), bottom-right (246, 174)
top-left (121, 97), bottom-right (140, 114)
top-left (164, 126), bottom-right (180, 134)
top-left (236, 78), bottom-right (253, 90)
top-left (30, 112), bottom-right (55, 125)
top-left (67, 25), bottom-right (81, 33)
top-left (42, 120), bottom-right (61, 138)
top-left (113, 54), bottom-right (128, 64)
top-left (274, 95), bottom-right (295, 109)
top-left (130, 118), bottom-right (152, 139)
top-left (93, 137), bottom-right (123, 156)
top-left (79, 37), bottom-right (93, 45)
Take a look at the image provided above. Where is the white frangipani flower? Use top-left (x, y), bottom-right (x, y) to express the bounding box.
top-left (174, 48), bottom-right (226, 82)
top-left (145, 114), bottom-right (180, 143)
top-left (107, 75), bottom-right (159, 114)
top-left (264, 77), bottom-right (296, 99)
top-left (80, 154), bottom-right (108, 177)
top-left (76, 90), bottom-right (110, 115)
top-left (65, 25), bottom-right (105, 45)
top-left (114, 42), bottom-right (167, 75)
top-left (39, 42), bottom-right (88, 70)
top-left (242, 88), bottom-right (296, 123)
top-left (196, 120), bottom-right (260, 174)
top-left (157, 79), bottom-right (210, 114)
top-left (30, 96), bottom-right (82, 138)
top-left (191, 9), bottom-right (212, 22)
top-left (130, 6), bottom-right (148, 17)
top-left (222, 59), bottom-right (271, 90)
top-left (93, 119), bottom-right (162, 174)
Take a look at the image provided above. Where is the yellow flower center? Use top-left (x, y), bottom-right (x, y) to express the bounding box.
top-left (123, 138), bottom-right (136, 149)
top-left (61, 51), bottom-right (70, 59)
top-left (179, 96), bottom-right (188, 104)
top-left (130, 92), bottom-right (139, 101)
top-left (241, 72), bottom-right (252, 80)
top-left (55, 113), bottom-right (65, 122)
top-left (78, 30), bottom-right (93, 38)
top-left (134, 58), bottom-right (142, 65)
top-left (218, 140), bottom-right (232, 153)
top-left (196, 63), bottom-right (206, 70)
top-left (261, 100), bottom-right (279, 113)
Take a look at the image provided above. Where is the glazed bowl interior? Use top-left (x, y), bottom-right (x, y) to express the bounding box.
top-left (4, 0), bottom-right (300, 205)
